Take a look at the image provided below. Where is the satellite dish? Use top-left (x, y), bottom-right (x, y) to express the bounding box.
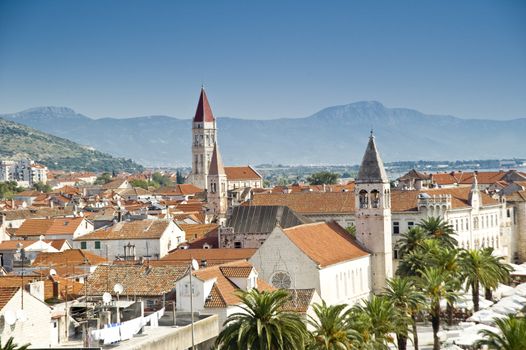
top-left (113, 283), bottom-right (124, 295)
top-left (4, 310), bottom-right (16, 325)
top-left (16, 309), bottom-right (27, 322)
top-left (191, 259), bottom-right (199, 271)
top-left (102, 292), bottom-right (112, 304)
top-left (49, 269), bottom-right (57, 276)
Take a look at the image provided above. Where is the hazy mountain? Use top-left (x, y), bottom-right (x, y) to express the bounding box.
top-left (1, 102), bottom-right (525, 167)
top-left (0, 117), bottom-right (143, 172)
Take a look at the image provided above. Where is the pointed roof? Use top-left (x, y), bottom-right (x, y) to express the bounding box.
top-left (356, 132), bottom-right (389, 183)
top-left (193, 87), bottom-right (215, 122)
top-left (209, 143), bottom-right (225, 176)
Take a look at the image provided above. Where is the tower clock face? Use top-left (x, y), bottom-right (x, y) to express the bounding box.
top-left (271, 271), bottom-right (292, 289)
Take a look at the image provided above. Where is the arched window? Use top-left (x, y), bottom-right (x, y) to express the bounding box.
top-left (359, 190), bottom-right (369, 208)
top-left (370, 190), bottom-right (380, 208)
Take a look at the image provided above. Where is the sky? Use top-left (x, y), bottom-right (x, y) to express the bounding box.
top-left (0, 0), bottom-right (525, 120)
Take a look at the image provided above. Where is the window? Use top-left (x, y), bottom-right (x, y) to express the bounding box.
top-left (94, 241), bottom-right (101, 249)
top-left (393, 222), bottom-right (400, 234)
top-left (407, 221), bottom-right (414, 229)
top-left (271, 272), bottom-right (291, 289)
top-left (234, 242), bottom-right (242, 249)
top-left (80, 242), bottom-right (87, 249)
top-left (359, 190), bottom-right (369, 209)
top-left (370, 190), bottom-right (380, 208)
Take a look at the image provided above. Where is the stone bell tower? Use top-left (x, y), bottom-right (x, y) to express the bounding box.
top-left (354, 131), bottom-right (393, 293)
top-left (188, 87), bottom-right (217, 190)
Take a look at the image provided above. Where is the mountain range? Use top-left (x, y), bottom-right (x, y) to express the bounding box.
top-left (1, 102), bottom-right (525, 167)
top-left (0, 117), bottom-right (143, 172)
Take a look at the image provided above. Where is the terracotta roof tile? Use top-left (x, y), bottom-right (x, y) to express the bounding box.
top-left (86, 264), bottom-right (187, 296)
top-left (162, 248), bottom-right (256, 263)
top-left (0, 286), bottom-right (19, 310)
top-left (250, 192), bottom-right (355, 214)
top-left (179, 224), bottom-right (218, 242)
top-left (224, 166), bottom-right (262, 181)
top-left (283, 222), bottom-right (369, 268)
top-left (16, 217), bottom-right (86, 237)
top-left (32, 249), bottom-right (107, 267)
top-left (282, 289), bottom-right (316, 313)
top-left (76, 220), bottom-right (170, 240)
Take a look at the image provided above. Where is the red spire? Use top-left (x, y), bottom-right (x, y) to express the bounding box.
top-left (193, 87), bottom-right (215, 122)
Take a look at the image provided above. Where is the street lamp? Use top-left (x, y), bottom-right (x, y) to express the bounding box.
top-left (16, 242), bottom-right (25, 309)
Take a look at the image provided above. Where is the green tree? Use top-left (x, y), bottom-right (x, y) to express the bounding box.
top-left (383, 277), bottom-right (425, 350)
top-left (0, 337), bottom-right (30, 350)
top-left (307, 301), bottom-right (361, 350)
top-left (351, 295), bottom-right (399, 350)
top-left (130, 179), bottom-right (149, 190)
top-left (306, 172), bottom-right (339, 185)
top-left (418, 216), bottom-right (458, 249)
top-left (94, 172), bottom-right (112, 185)
top-left (417, 267), bottom-right (458, 350)
top-left (33, 181), bottom-right (52, 193)
top-left (151, 172), bottom-right (172, 187)
top-left (459, 249), bottom-right (510, 311)
top-left (395, 226), bottom-right (428, 257)
top-left (215, 289), bottom-right (308, 350)
top-left (176, 170), bottom-right (185, 184)
top-left (481, 247), bottom-right (512, 300)
top-left (0, 181), bottom-right (24, 199)
top-left (476, 315), bottom-right (526, 350)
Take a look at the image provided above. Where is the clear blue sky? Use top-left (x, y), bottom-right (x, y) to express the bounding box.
top-left (0, 0), bottom-right (525, 120)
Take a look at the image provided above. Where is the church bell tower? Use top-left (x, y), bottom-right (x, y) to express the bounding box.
top-left (188, 87), bottom-right (217, 190)
top-left (354, 131), bottom-right (393, 293)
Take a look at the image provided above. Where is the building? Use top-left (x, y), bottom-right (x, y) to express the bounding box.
top-left (0, 286), bottom-right (63, 347)
top-left (207, 143), bottom-right (228, 222)
top-left (176, 260), bottom-right (273, 327)
top-left (249, 221), bottom-right (371, 306)
top-left (188, 87), bottom-right (217, 190)
top-left (354, 131), bottom-right (393, 293)
top-left (73, 219), bottom-right (185, 260)
top-left (0, 159), bottom-right (48, 186)
top-left (219, 205), bottom-right (310, 248)
top-left (13, 217), bottom-right (94, 243)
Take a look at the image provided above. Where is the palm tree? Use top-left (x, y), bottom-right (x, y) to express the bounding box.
top-left (215, 289), bottom-right (308, 350)
top-left (396, 226), bottom-right (428, 256)
top-left (418, 216), bottom-right (458, 249)
top-left (476, 315), bottom-right (526, 350)
top-left (383, 277), bottom-right (425, 350)
top-left (480, 247), bottom-right (512, 300)
top-left (0, 337), bottom-right (30, 350)
top-left (459, 249), bottom-right (503, 311)
top-left (430, 247), bottom-right (462, 326)
top-left (352, 295), bottom-right (399, 350)
top-left (307, 301), bottom-right (362, 350)
top-left (417, 267), bottom-right (457, 350)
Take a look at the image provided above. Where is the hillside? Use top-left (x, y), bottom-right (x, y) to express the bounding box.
top-left (1, 103), bottom-right (525, 167)
top-left (0, 118), bottom-right (143, 172)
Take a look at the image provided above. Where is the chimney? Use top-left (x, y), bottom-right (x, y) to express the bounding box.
top-left (52, 280), bottom-right (60, 299)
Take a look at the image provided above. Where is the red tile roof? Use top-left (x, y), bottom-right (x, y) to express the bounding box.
top-left (283, 222), bottom-right (369, 268)
top-left (76, 220), bottom-right (170, 240)
top-left (31, 249), bottom-right (107, 267)
top-left (0, 286), bottom-right (19, 310)
top-left (162, 248), bottom-right (256, 264)
top-left (224, 166), bottom-right (262, 181)
top-left (16, 217), bottom-right (86, 237)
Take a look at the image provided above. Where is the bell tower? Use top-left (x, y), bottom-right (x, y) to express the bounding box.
top-left (354, 131), bottom-right (393, 293)
top-left (207, 143), bottom-right (228, 223)
top-left (188, 87), bottom-right (217, 189)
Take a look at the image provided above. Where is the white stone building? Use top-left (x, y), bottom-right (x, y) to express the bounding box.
top-left (73, 219), bottom-right (185, 260)
top-left (249, 221), bottom-right (371, 306)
